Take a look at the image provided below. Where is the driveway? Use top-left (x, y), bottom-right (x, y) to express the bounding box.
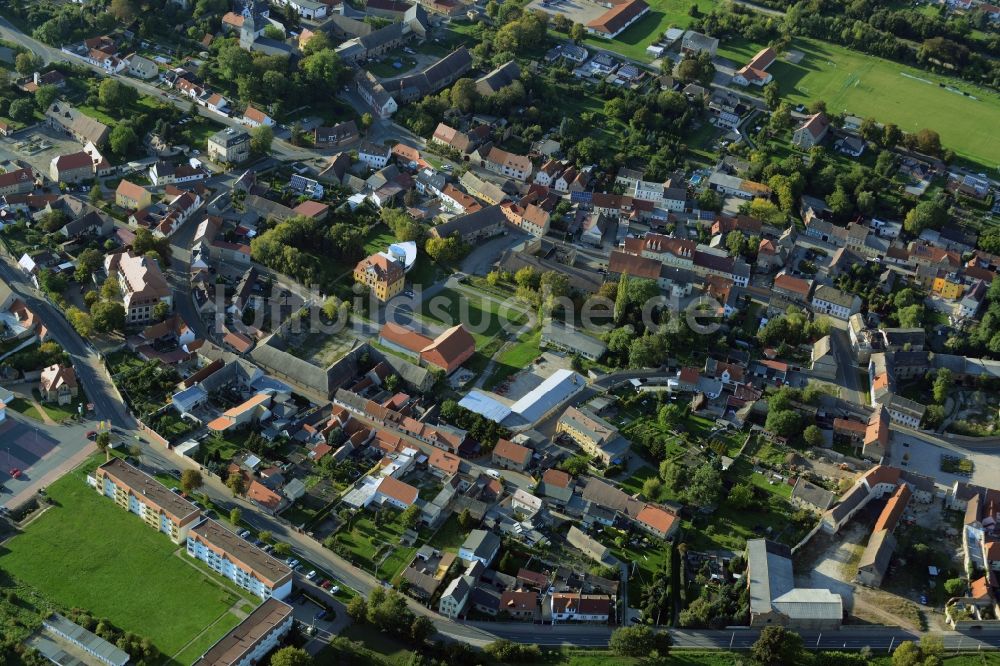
top-left (460, 232), bottom-right (530, 276)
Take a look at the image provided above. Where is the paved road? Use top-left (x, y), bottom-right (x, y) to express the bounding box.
top-left (0, 253), bottom-right (133, 429)
top-left (0, 17), bottom-right (313, 161)
top-left (829, 328), bottom-right (864, 405)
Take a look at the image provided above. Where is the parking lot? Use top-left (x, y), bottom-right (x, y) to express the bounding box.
top-left (527, 0), bottom-right (608, 26)
top-left (889, 431), bottom-right (1000, 489)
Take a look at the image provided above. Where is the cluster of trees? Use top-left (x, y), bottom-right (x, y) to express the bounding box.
top-left (63, 609), bottom-right (159, 663)
top-left (693, 4), bottom-right (785, 45)
top-left (0, 340), bottom-right (68, 375)
top-left (440, 400), bottom-right (511, 448)
top-left (346, 588), bottom-right (436, 647)
top-left (92, 79), bottom-right (141, 158)
top-left (489, 265), bottom-right (570, 311)
top-left (424, 234), bottom-right (468, 264)
top-left (680, 557), bottom-right (749, 628)
top-left (885, 287), bottom-right (929, 329)
top-left (785, 0), bottom-right (1000, 88)
top-left (945, 277), bottom-right (1000, 358)
top-left (0, 52), bottom-right (47, 125)
top-left (658, 459), bottom-right (722, 509)
top-left (250, 215), bottom-right (366, 290)
top-left (676, 52), bottom-right (717, 86)
top-left (757, 307), bottom-right (831, 350)
top-left (210, 35), bottom-right (350, 116)
top-left (608, 625), bottom-right (672, 659)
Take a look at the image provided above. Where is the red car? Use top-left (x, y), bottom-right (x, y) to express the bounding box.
top-left (86, 431), bottom-right (97, 440)
top-left (320, 580), bottom-right (332, 590)
top-left (9, 468), bottom-right (21, 479)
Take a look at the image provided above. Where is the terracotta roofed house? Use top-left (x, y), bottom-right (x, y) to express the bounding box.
top-left (39, 364), bottom-right (78, 405)
top-left (375, 475), bottom-right (419, 508)
top-left (105, 252), bottom-right (172, 324)
top-left (734, 47), bottom-right (777, 86)
top-left (379, 322), bottom-right (475, 374)
top-left (586, 0), bottom-right (650, 38)
top-left (634, 504), bottom-right (680, 539)
top-left (49, 151), bottom-right (95, 184)
top-left (793, 112), bottom-right (830, 149)
top-left (354, 252), bottom-right (405, 302)
top-left (483, 146), bottom-right (532, 181)
top-left (0, 167), bottom-right (35, 196)
top-left (115, 179), bottom-right (153, 210)
top-left (492, 438), bottom-right (532, 471)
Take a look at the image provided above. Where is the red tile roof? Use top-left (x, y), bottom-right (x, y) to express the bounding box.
top-left (493, 438), bottom-right (531, 465)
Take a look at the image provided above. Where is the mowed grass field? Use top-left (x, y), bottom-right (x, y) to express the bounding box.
top-left (421, 286), bottom-right (527, 346)
top-left (0, 456), bottom-right (244, 660)
top-left (722, 36), bottom-right (1000, 169)
top-left (582, 0), bottom-right (717, 61)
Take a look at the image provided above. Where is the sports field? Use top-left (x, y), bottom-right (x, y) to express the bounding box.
top-left (0, 456), bottom-right (245, 660)
top-left (722, 37), bottom-right (1000, 169)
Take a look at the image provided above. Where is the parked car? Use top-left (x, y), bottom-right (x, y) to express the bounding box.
top-left (239, 530), bottom-right (252, 539)
top-left (86, 431), bottom-right (97, 440)
top-left (329, 585), bottom-right (340, 594)
top-left (314, 609), bottom-right (328, 621)
top-left (8, 468), bottom-right (21, 479)
top-left (306, 570), bottom-right (317, 580)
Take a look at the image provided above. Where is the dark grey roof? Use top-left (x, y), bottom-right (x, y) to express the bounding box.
top-left (359, 22), bottom-right (404, 50)
top-left (828, 482), bottom-right (869, 523)
top-left (431, 204), bottom-right (505, 240)
top-left (791, 478), bottom-right (835, 511)
top-left (498, 250), bottom-right (603, 294)
top-left (475, 60), bottom-right (520, 96)
top-left (250, 335), bottom-right (337, 397)
top-left (857, 529), bottom-right (895, 574)
top-left (389, 47), bottom-right (472, 98)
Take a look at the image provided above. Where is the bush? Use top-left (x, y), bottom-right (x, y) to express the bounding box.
top-left (483, 640), bottom-right (541, 662)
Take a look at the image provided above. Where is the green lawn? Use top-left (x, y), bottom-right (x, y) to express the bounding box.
top-left (5, 396), bottom-right (44, 421)
top-left (421, 286), bottom-right (527, 347)
top-left (426, 514), bottom-right (467, 553)
top-left (581, 0), bottom-right (718, 61)
top-left (37, 394), bottom-right (88, 422)
top-left (170, 616), bottom-right (243, 665)
top-left (369, 55), bottom-right (417, 78)
top-left (362, 228), bottom-right (397, 256)
top-left (0, 456), bottom-right (246, 659)
top-left (484, 327), bottom-right (542, 390)
top-left (723, 36), bottom-right (1000, 169)
top-left (332, 511), bottom-right (419, 581)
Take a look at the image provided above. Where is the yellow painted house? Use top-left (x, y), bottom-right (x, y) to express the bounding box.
top-left (932, 273), bottom-right (965, 300)
top-left (353, 252), bottom-right (404, 302)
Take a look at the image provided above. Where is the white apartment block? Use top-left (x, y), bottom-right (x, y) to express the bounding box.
top-left (193, 598), bottom-right (294, 666)
top-left (187, 519), bottom-right (293, 600)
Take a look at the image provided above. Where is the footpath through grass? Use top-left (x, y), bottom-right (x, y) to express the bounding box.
top-left (0, 455), bottom-right (245, 659)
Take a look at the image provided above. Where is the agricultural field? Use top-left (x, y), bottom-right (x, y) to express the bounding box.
top-left (721, 36), bottom-right (1000, 169)
top-left (0, 456), bottom-right (246, 659)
